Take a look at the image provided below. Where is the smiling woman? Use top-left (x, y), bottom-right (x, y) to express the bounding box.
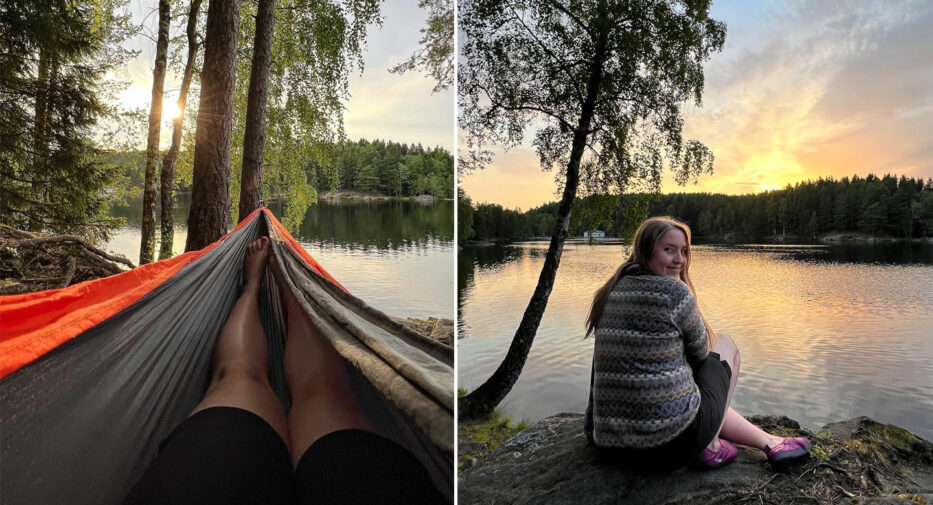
top-left (583, 216), bottom-right (812, 473)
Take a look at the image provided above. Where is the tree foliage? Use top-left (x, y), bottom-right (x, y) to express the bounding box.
top-left (389, 0), bottom-right (454, 93)
top-left (307, 139), bottom-right (454, 199)
top-left (460, 0), bottom-right (724, 191)
top-left (649, 174), bottom-right (933, 241)
top-left (107, 138), bottom-right (453, 202)
top-left (0, 0), bottom-right (136, 241)
top-left (225, 0), bottom-right (382, 230)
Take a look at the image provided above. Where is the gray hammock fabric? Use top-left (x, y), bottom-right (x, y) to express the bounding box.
top-left (0, 212), bottom-right (454, 504)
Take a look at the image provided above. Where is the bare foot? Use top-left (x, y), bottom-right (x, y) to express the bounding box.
top-left (243, 237), bottom-right (270, 291)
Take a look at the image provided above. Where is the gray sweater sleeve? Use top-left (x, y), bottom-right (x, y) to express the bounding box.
top-left (669, 281), bottom-right (709, 366)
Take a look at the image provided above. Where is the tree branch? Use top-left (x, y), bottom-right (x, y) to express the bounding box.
top-left (478, 82), bottom-right (576, 133)
top-left (507, 5), bottom-right (586, 102)
top-left (550, 0), bottom-right (595, 40)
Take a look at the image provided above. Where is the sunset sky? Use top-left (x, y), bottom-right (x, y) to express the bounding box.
top-left (121, 2), bottom-right (453, 151)
top-left (460, 0), bottom-right (933, 211)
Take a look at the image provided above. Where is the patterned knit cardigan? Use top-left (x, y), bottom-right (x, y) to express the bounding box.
top-left (584, 266), bottom-right (709, 449)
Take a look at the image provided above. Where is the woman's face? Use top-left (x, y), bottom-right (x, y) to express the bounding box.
top-left (648, 228), bottom-right (688, 279)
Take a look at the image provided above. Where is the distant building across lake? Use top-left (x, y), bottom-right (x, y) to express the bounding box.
top-left (583, 230), bottom-right (606, 239)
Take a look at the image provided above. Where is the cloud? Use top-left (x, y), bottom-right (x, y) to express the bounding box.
top-left (343, 2), bottom-right (454, 150)
top-left (345, 71), bottom-right (453, 149)
top-left (678, 0), bottom-right (933, 193)
top-left (462, 1), bottom-right (933, 207)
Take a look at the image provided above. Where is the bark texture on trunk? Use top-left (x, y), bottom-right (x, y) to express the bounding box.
top-left (185, 0), bottom-right (242, 252)
top-left (238, 0), bottom-right (275, 223)
top-left (140, 0), bottom-right (170, 265)
top-left (159, 0), bottom-right (202, 260)
top-left (459, 15), bottom-right (609, 420)
top-left (33, 49), bottom-right (50, 173)
top-left (30, 49), bottom-right (50, 232)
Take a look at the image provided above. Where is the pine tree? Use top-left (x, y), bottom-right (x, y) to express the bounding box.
top-left (0, 0), bottom-right (135, 240)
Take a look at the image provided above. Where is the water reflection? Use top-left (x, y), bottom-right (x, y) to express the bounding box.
top-left (110, 197), bottom-right (454, 248)
top-left (458, 242), bottom-right (933, 441)
top-left (270, 199), bottom-right (453, 250)
top-left (105, 198), bottom-right (454, 319)
top-left (714, 243), bottom-right (933, 265)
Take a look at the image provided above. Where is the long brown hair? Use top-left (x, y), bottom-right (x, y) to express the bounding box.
top-left (584, 217), bottom-right (717, 349)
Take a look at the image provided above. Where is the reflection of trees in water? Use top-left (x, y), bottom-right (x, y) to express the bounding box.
top-left (110, 198), bottom-right (453, 251)
top-left (293, 200), bottom-right (453, 250)
top-left (712, 244), bottom-right (933, 265)
top-left (458, 245), bottom-right (525, 337)
top-left (109, 195), bottom-right (192, 229)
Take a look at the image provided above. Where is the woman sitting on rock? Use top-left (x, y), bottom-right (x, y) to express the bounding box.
top-left (584, 217), bottom-right (810, 471)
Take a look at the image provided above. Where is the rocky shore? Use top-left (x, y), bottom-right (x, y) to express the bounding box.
top-left (394, 316), bottom-right (453, 347)
top-left (459, 414), bottom-right (933, 504)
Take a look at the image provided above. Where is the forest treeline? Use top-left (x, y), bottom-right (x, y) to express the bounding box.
top-left (460, 174), bottom-right (933, 243)
top-left (110, 138), bottom-right (453, 201)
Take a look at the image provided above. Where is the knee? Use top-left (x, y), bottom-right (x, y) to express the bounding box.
top-left (718, 332), bottom-right (740, 367)
top-left (717, 331), bottom-right (734, 346)
top-left (212, 359), bottom-right (269, 387)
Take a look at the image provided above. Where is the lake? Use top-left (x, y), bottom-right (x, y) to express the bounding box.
top-left (107, 197), bottom-right (454, 320)
top-left (458, 241), bottom-right (933, 441)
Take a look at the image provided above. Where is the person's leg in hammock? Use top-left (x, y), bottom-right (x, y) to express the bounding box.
top-left (272, 253), bottom-right (445, 505)
top-left (123, 238), bottom-right (293, 505)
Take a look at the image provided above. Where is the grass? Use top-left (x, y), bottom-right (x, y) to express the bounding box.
top-left (457, 388), bottom-right (530, 468)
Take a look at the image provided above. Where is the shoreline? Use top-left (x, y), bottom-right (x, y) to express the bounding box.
top-left (459, 413), bottom-right (933, 504)
top-left (319, 190), bottom-right (451, 203)
top-left (461, 233), bottom-right (933, 247)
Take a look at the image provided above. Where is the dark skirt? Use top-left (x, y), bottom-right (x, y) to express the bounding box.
top-left (122, 406), bottom-right (446, 504)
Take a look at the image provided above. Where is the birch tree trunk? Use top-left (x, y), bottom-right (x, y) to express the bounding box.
top-left (140, 0), bottom-right (170, 264)
top-left (159, 0), bottom-right (202, 260)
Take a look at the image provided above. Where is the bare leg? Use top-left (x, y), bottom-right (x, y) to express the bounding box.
top-left (719, 407), bottom-right (782, 449)
top-left (707, 332), bottom-right (782, 451)
top-left (703, 332), bottom-right (739, 451)
top-left (190, 238), bottom-right (290, 449)
top-left (272, 253), bottom-right (371, 467)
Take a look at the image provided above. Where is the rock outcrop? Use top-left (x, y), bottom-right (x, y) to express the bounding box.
top-left (459, 414), bottom-right (933, 505)
top-left (394, 316), bottom-right (453, 347)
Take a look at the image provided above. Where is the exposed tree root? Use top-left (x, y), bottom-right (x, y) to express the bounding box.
top-left (0, 224), bottom-right (135, 295)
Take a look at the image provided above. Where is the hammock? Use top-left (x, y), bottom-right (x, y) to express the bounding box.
top-left (0, 208), bottom-right (454, 504)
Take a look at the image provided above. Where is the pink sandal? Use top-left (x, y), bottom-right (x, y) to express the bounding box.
top-left (696, 439), bottom-right (738, 469)
top-left (765, 437), bottom-right (811, 471)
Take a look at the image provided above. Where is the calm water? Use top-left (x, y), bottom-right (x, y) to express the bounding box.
top-left (107, 197), bottom-right (454, 319)
top-left (458, 242), bottom-right (933, 441)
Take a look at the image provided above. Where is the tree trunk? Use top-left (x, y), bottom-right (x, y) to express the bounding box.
top-left (238, 0), bottom-right (275, 222)
top-left (459, 15), bottom-right (609, 420)
top-left (185, 0), bottom-right (242, 251)
top-left (159, 0), bottom-right (202, 260)
top-left (140, 0), bottom-right (170, 265)
top-left (30, 49), bottom-right (50, 232)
